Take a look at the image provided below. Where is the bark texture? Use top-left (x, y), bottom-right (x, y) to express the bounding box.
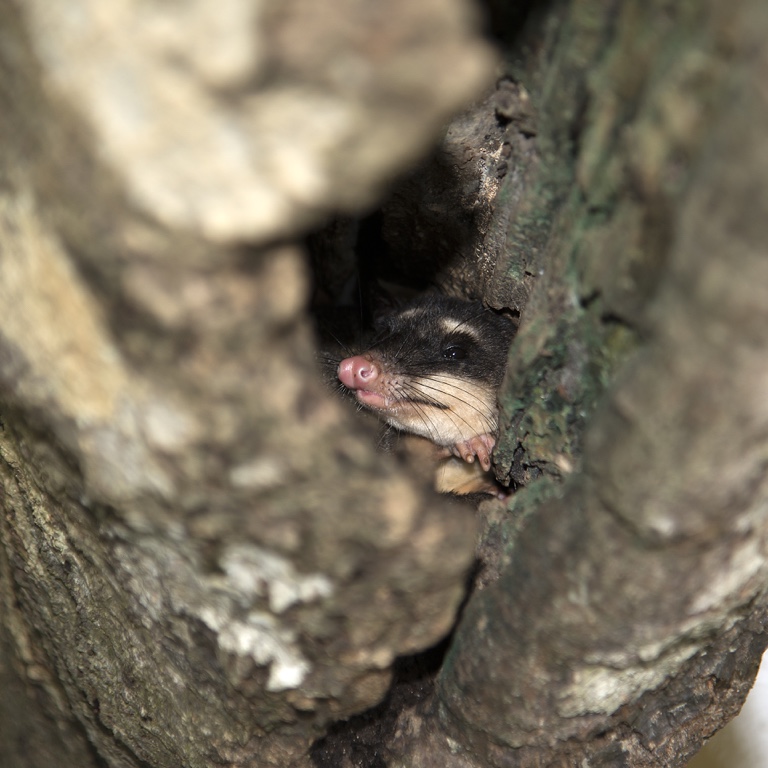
top-left (0, 0), bottom-right (490, 765)
top-left (2, 0), bottom-right (768, 767)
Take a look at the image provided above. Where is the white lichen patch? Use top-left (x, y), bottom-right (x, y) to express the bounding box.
top-left (557, 640), bottom-right (701, 717)
top-left (113, 536), bottom-right (319, 693)
top-left (220, 543), bottom-right (334, 614)
top-left (200, 606), bottom-right (310, 691)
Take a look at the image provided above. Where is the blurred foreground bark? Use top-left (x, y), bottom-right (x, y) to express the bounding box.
top-left (1, 1), bottom-right (768, 767)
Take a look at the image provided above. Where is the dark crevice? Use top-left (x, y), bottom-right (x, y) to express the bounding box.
top-left (310, 563), bottom-right (480, 768)
top-left (309, 637), bottom-right (448, 767)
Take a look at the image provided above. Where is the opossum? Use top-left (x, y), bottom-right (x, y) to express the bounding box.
top-left (336, 294), bottom-right (517, 495)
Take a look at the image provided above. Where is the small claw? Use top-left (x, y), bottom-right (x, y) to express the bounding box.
top-left (452, 434), bottom-right (496, 471)
top-left (458, 444), bottom-right (475, 463)
top-left (475, 443), bottom-right (491, 472)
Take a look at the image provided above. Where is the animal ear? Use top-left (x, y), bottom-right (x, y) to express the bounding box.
top-left (485, 306), bottom-right (520, 344)
top-left (368, 281), bottom-right (420, 324)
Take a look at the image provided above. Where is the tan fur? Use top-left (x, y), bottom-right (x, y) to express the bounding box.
top-left (438, 317), bottom-right (480, 339)
top-left (396, 435), bottom-right (501, 496)
top-left (382, 373), bottom-right (496, 447)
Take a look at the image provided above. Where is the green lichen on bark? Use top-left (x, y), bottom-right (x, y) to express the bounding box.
top-left (494, 0), bottom-right (738, 493)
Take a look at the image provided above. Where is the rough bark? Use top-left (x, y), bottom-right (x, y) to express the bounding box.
top-left (390, 2), bottom-right (768, 766)
top-left (1, 1), bottom-right (768, 768)
top-left (0, 0), bottom-right (489, 766)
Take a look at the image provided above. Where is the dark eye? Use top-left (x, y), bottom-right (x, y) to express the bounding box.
top-left (442, 344), bottom-right (467, 360)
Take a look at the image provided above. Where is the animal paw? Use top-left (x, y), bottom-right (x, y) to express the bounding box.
top-left (452, 434), bottom-right (496, 472)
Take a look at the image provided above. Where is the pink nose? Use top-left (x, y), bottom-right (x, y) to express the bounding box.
top-left (338, 355), bottom-right (380, 390)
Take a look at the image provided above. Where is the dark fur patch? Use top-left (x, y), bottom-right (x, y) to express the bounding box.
top-left (369, 295), bottom-right (517, 391)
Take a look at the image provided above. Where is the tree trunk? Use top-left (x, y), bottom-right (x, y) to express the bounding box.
top-left (2, 1), bottom-right (767, 767)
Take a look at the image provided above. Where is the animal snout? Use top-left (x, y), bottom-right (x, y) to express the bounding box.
top-left (338, 355), bottom-right (380, 390)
